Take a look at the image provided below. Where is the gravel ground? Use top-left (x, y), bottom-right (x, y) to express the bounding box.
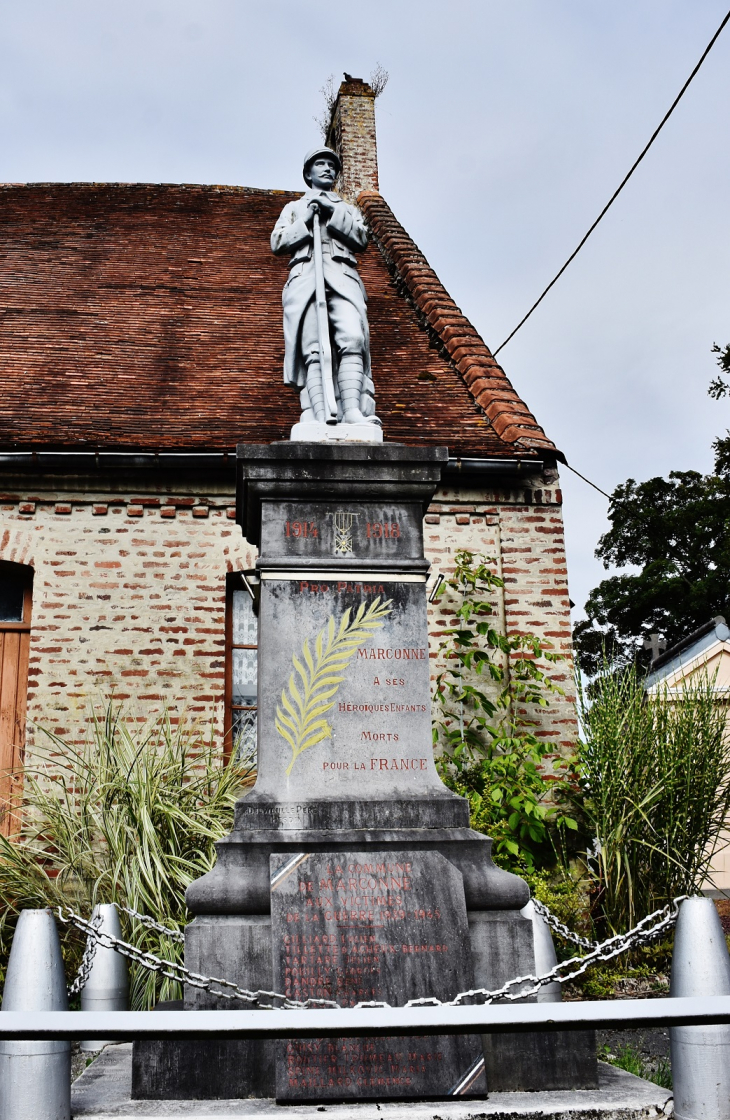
top-left (596, 1028), bottom-right (670, 1078)
top-left (72, 1042), bottom-right (103, 1082)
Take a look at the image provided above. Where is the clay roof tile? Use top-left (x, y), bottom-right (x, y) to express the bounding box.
top-left (0, 181), bottom-right (559, 461)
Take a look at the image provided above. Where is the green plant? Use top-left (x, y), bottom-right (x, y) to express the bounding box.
top-left (599, 1043), bottom-right (672, 1089)
top-left (432, 550), bottom-right (578, 870)
top-left (578, 662), bottom-right (730, 933)
top-left (0, 703), bottom-right (253, 1008)
top-left (521, 867), bottom-right (592, 949)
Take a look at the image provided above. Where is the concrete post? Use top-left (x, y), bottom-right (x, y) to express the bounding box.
top-left (0, 908), bottom-right (71, 1120)
top-left (521, 899), bottom-right (561, 1002)
top-left (670, 896), bottom-right (730, 1120)
top-left (80, 903), bottom-right (129, 1051)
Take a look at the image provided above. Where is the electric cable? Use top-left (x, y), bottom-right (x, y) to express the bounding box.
top-left (563, 461), bottom-right (612, 501)
top-left (492, 8), bottom-right (730, 357)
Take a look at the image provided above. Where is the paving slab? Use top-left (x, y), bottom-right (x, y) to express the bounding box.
top-left (71, 1044), bottom-right (673, 1120)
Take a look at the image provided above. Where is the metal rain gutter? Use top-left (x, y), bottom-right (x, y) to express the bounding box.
top-left (0, 451), bottom-right (235, 471)
top-left (0, 451), bottom-right (549, 478)
top-left (444, 457), bottom-right (546, 477)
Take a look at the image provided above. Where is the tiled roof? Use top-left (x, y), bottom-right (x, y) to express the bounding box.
top-left (0, 182), bottom-right (558, 459)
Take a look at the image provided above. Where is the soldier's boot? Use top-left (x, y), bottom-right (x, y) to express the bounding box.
top-left (338, 356), bottom-right (379, 425)
top-left (303, 358), bottom-right (326, 423)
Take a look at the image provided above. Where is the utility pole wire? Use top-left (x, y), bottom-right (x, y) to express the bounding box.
top-left (563, 461), bottom-right (612, 502)
top-left (492, 8), bottom-right (730, 358)
top-left (562, 462), bottom-right (696, 594)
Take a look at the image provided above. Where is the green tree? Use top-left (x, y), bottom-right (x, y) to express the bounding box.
top-left (708, 341), bottom-right (730, 399)
top-left (573, 453), bottom-right (730, 677)
top-left (575, 341), bottom-right (730, 676)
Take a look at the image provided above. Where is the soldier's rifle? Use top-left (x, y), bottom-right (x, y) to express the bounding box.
top-left (311, 209), bottom-right (338, 424)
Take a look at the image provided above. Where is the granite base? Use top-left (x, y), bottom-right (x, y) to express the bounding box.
top-left (75, 1045), bottom-right (674, 1119)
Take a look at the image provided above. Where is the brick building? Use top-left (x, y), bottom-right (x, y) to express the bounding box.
top-left (0, 78), bottom-right (575, 834)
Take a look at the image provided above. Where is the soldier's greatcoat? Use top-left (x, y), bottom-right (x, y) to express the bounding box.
top-left (270, 188), bottom-right (371, 391)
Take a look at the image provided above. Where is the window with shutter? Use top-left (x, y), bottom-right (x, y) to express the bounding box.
top-left (225, 575), bottom-right (258, 766)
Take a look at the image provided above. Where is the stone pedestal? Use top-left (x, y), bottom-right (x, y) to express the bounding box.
top-left (132, 444), bottom-right (596, 1101)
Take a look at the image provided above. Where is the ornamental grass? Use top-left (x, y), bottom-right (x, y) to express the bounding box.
top-left (578, 665), bottom-right (730, 935)
top-left (0, 703), bottom-right (254, 1009)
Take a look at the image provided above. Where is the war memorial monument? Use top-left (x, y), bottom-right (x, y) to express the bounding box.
top-left (132, 147), bottom-right (596, 1103)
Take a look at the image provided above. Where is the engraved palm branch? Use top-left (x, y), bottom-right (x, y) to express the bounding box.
top-left (276, 597), bottom-right (392, 776)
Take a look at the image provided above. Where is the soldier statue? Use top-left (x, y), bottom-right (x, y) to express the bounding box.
top-left (271, 147), bottom-right (380, 436)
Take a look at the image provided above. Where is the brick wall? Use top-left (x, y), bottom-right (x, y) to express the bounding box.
top-left (0, 480), bottom-right (253, 759)
top-left (423, 474), bottom-right (576, 753)
top-left (0, 467), bottom-right (575, 771)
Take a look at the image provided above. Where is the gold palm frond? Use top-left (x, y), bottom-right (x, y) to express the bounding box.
top-left (276, 597), bottom-right (392, 776)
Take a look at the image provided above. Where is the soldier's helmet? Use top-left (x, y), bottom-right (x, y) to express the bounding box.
top-left (303, 147), bottom-right (341, 185)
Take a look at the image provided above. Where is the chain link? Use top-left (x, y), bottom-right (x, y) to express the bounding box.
top-left (58, 907), bottom-right (340, 1010)
top-left (433, 896), bottom-right (685, 1007)
top-left (531, 898), bottom-right (597, 951)
top-left (119, 906), bottom-right (185, 944)
top-left (59, 895), bottom-right (685, 1011)
top-left (67, 909), bottom-right (103, 997)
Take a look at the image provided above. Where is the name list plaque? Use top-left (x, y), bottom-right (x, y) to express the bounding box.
top-left (270, 849), bottom-right (487, 1102)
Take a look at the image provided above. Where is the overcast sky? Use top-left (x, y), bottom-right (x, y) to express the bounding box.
top-left (1, 1), bottom-right (728, 621)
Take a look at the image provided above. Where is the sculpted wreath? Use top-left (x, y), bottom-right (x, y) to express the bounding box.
top-left (275, 598), bottom-right (392, 776)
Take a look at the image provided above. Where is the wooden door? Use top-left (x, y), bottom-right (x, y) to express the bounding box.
top-left (0, 563), bottom-right (32, 838)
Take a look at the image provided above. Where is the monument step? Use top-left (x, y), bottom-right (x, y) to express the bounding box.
top-left (72, 1045), bottom-right (672, 1120)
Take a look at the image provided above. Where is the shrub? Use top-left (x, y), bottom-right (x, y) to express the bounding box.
top-left (432, 550), bottom-right (578, 870)
top-left (0, 704), bottom-right (253, 1008)
top-left (578, 663), bottom-right (730, 933)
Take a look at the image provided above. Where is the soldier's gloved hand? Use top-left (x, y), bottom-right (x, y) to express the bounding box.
top-left (306, 196), bottom-right (334, 223)
top-left (315, 194), bottom-right (335, 219)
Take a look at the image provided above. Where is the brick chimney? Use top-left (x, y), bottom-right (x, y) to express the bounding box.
top-left (325, 77), bottom-right (379, 202)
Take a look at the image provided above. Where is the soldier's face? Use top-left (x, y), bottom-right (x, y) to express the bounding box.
top-left (309, 157), bottom-right (337, 190)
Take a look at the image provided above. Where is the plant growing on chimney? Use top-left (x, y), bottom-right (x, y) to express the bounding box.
top-left (314, 65), bottom-right (389, 139)
top-left (432, 550), bottom-right (578, 871)
top-left (369, 63), bottom-right (389, 98)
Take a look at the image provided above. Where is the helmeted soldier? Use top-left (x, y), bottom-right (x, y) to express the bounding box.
top-left (271, 147), bottom-right (379, 428)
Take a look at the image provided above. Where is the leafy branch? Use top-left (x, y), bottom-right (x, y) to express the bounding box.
top-left (276, 598), bottom-right (392, 776)
top-left (432, 550), bottom-right (578, 870)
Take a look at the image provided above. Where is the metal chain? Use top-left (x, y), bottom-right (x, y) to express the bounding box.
top-left (67, 909), bottom-right (103, 997)
top-left (531, 898), bottom-right (597, 950)
top-left (119, 906), bottom-right (185, 943)
top-left (433, 896), bottom-right (685, 1007)
top-left (58, 907), bottom-right (340, 1010)
top-left (59, 895), bottom-right (684, 1011)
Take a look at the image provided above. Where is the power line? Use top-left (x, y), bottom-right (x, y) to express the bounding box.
top-left (563, 461), bottom-right (612, 501)
top-left (561, 461), bottom-right (696, 594)
top-left (492, 8), bottom-right (730, 358)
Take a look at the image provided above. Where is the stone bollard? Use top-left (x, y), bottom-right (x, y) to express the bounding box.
top-left (0, 908), bottom-right (71, 1120)
top-left (521, 899), bottom-right (561, 1002)
top-left (80, 903), bottom-right (129, 1051)
top-left (670, 896), bottom-right (730, 1120)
